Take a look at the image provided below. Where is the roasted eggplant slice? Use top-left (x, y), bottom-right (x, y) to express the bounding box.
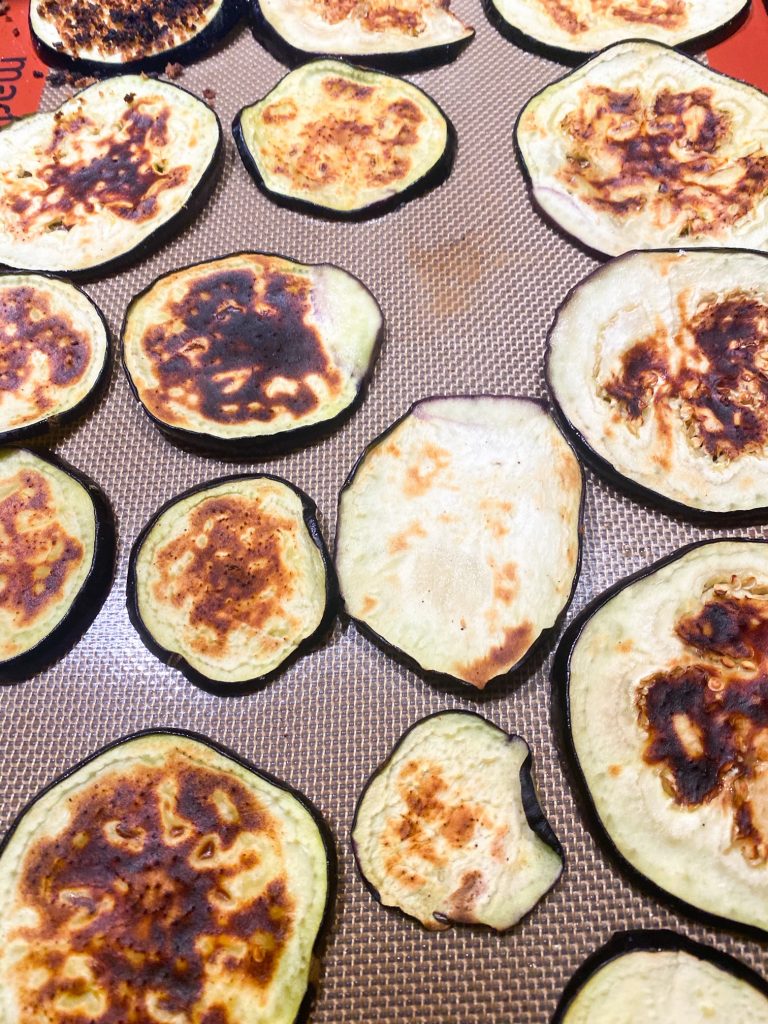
top-left (516, 41), bottom-right (768, 257)
top-left (352, 711), bottom-right (563, 930)
top-left (122, 252), bottom-right (383, 456)
top-left (553, 539), bottom-right (768, 937)
top-left (128, 474), bottom-right (336, 693)
top-left (335, 396), bottom-right (583, 690)
top-left (0, 76), bottom-right (222, 277)
top-left (0, 730), bottom-right (333, 1024)
top-left (233, 60), bottom-right (454, 219)
top-left (0, 447), bottom-right (114, 683)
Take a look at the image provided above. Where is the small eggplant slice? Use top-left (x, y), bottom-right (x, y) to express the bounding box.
top-left (121, 252), bottom-right (384, 456)
top-left (127, 474), bottom-right (336, 693)
top-left (0, 447), bottom-right (115, 683)
top-left (0, 76), bottom-right (222, 277)
top-left (0, 730), bottom-right (333, 1024)
top-left (516, 41), bottom-right (768, 257)
top-left (233, 60), bottom-right (454, 219)
top-left (352, 711), bottom-right (563, 930)
top-left (335, 396), bottom-right (583, 690)
top-left (554, 539), bottom-right (768, 937)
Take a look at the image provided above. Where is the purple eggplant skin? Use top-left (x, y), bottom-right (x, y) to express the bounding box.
top-left (126, 473), bottom-right (339, 697)
top-left (0, 448), bottom-right (116, 685)
top-left (551, 537), bottom-right (768, 942)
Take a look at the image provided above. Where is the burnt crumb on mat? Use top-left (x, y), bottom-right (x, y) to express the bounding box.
top-left (202, 87), bottom-right (216, 105)
top-left (0, 2), bottom-right (10, 16)
top-left (165, 62), bottom-right (184, 80)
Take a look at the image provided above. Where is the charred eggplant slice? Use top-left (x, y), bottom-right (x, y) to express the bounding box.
top-left (128, 474), bottom-right (336, 692)
top-left (554, 539), bottom-right (768, 937)
top-left (352, 711), bottom-right (563, 930)
top-left (0, 730), bottom-right (333, 1024)
top-left (335, 396), bottom-right (583, 690)
top-left (0, 76), bottom-right (222, 277)
top-left (516, 41), bottom-right (768, 257)
top-left (122, 252), bottom-right (383, 456)
top-left (0, 447), bottom-right (114, 683)
top-left (233, 60), bottom-right (454, 219)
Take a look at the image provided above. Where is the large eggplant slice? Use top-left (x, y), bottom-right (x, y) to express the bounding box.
top-left (122, 252), bottom-right (384, 456)
top-left (128, 474), bottom-right (336, 693)
top-left (516, 41), bottom-right (768, 257)
top-left (0, 76), bottom-right (222, 277)
top-left (233, 60), bottom-right (454, 220)
top-left (0, 447), bottom-right (114, 683)
top-left (553, 539), bottom-right (768, 937)
top-left (352, 711), bottom-right (563, 930)
top-left (0, 730), bottom-right (333, 1024)
top-left (335, 397), bottom-right (583, 690)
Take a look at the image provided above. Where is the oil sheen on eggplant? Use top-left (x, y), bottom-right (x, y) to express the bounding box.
top-left (335, 397), bottom-right (583, 689)
top-left (0, 731), bottom-right (331, 1024)
top-left (352, 712), bottom-right (563, 930)
top-left (516, 41), bottom-right (768, 256)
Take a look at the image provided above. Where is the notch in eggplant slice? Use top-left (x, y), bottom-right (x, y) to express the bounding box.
top-left (553, 539), bottom-right (768, 938)
top-left (121, 252), bottom-right (384, 456)
top-left (233, 60), bottom-right (455, 219)
top-left (335, 396), bottom-right (583, 690)
top-left (127, 474), bottom-right (336, 693)
top-left (352, 711), bottom-right (563, 930)
top-left (0, 730), bottom-right (334, 1024)
top-left (0, 76), bottom-right (222, 277)
top-left (516, 41), bottom-right (768, 257)
top-left (0, 447), bottom-right (115, 683)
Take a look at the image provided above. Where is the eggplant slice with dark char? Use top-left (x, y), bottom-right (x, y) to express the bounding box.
top-left (352, 711), bottom-right (563, 930)
top-left (0, 75), bottom-right (222, 277)
top-left (122, 252), bottom-right (383, 456)
top-left (0, 273), bottom-right (110, 442)
top-left (0, 730), bottom-right (334, 1024)
top-left (553, 539), bottom-right (768, 937)
top-left (0, 447), bottom-right (115, 683)
top-left (128, 474), bottom-right (336, 693)
top-left (516, 41), bottom-right (768, 257)
top-left (335, 396), bottom-right (583, 690)
top-left (233, 60), bottom-right (455, 220)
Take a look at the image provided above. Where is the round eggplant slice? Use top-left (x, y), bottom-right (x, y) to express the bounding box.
top-left (516, 41), bottom-right (768, 257)
top-left (128, 474), bottom-right (336, 692)
top-left (352, 711), bottom-right (563, 930)
top-left (335, 396), bottom-right (583, 690)
top-left (233, 60), bottom-right (455, 220)
top-left (121, 252), bottom-right (384, 456)
top-left (0, 730), bottom-right (333, 1024)
top-left (554, 539), bottom-right (768, 937)
top-left (0, 75), bottom-right (222, 277)
top-left (0, 447), bottom-right (115, 683)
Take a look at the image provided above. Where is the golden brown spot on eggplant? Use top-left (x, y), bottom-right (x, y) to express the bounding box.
top-left (609, 764), bottom-right (623, 777)
top-left (361, 594), bottom-right (377, 613)
top-left (448, 869), bottom-right (484, 922)
top-left (616, 638), bottom-right (634, 654)
top-left (441, 805), bottom-right (478, 846)
top-left (262, 99), bottom-right (298, 125)
top-left (490, 824), bottom-right (510, 861)
top-left (388, 520), bottom-right (428, 554)
top-left (403, 442), bottom-right (452, 497)
top-left (539, 0), bottom-right (685, 35)
top-left (309, 0), bottom-right (453, 33)
top-left (322, 77), bottom-right (374, 101)
top-left (457, 622), bottom-right (534, 688)
top-left (492, 562), bottom-right (518, 604)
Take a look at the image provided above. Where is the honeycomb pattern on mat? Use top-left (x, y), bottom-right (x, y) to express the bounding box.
top-left (0, 9), bottom-right (764, 1024)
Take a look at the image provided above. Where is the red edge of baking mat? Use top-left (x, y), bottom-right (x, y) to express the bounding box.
top-left (708, 0), bottom-right (768, 90)
top-left (0, 0), bottom-right (46, 126)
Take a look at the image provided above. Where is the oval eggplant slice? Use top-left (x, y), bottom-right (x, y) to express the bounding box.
top-left (0, 273), bottom-right (109, 442)
top-left (233, 60), bottom-right (454, 220)
top-left (516, 41), bottom-right (768, 257)
top-left (0, 76), bottom-right (222, 277)
top-left (553, 539), bottom-right (768, 937)
top-left (335, 396), bottom-right (583, 690)
top-left (128, 474), bottom-right (336, 693)
top-left (0, 730), bottom-right (333, 1024)
top-left (0, 447), bottom-right (114, 683)
top-left (121, 252), bottom-right (383, 456)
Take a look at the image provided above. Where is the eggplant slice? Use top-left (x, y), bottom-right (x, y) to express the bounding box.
top-left (233, 60), bottom-right (454, 219)
top-left (0, 730), bottom-right (333, 1024)
top-left (335, 396), bottom-right (583, 690)
top-left (0, 447), bottom-right (114, 683)
top-left (516, 41), bottom-right (768, 257)
top-left (0, 273), bottom-right (109, 442)
top-left (554, 539), bottom-right (768, 937)
top-left (122, 252), bottom-right (383, 456)
top-left (128, 474), bottom-right (336, 692)
top-left (352, 711), bottom-right (563, 930)
top-left (0, 76), bottom-right (222, 276)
